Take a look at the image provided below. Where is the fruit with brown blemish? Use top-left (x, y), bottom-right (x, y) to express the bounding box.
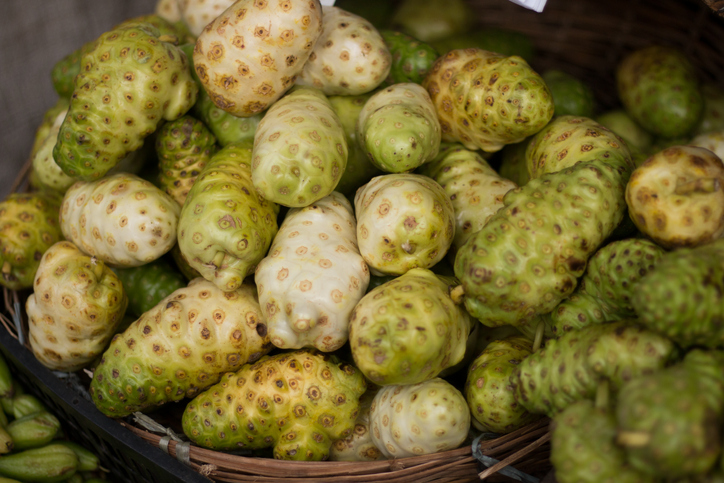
top-left (177, 142), bottom-right (279, 292)
top-left (181, 349), bottom-right (366, 460)
top-left (327, 93), bottom-right (383, 197)
top-left (454, 149), bottom-right (632, 331)
top-left (511, 321), bottom-right (678, 417)
top-left (357, 83), bottom-right (441, 173)
top-left (525, 115), bottom-right (634, 180)
top-left (617, 45), bottom-right (703, 139)
top-left (422, 48), bottom-right (554, 153)
top-left (155, 0), bottom-right (182, 23)
top-left (255, 192), bottom-right (370, 352)
top-left (252, 87), bottom-right (348, 208)
top-left (464, 336), bottom-right (541, 434)
top-left (380, 30), bottom-right (439, 86)
top-left (348, 268), bottom-right (472, 386)
top-left (156, 115), bottom-right (218, 206)
top-left (193, 0), bottom-right (324, 117)
top-left (329, 386), bottom-right (385, 461)
top-left (625, 145), bottom-right (724, 249)
top-left (60, 173), bottom-right (180, 267)
top-left (29, 98), bottom-right (70, 159)
top-left (113, 257), bottom-right (187, 318)
top-left (53, 17), bottom-right (198, 181)
top-left (631, 239), bottom-right (724, 349)
top-left (177, 0), bottom-right (234, 36)
top-left (545, 238), bottom-right (665, 336)
top-left (595, 109), bottom-right (654, 155)
top-left (296, 6), bottom-right (391, 96)
top-left (26, 241), bottom-right (128, 372)
top-left (418, 144), bottom-right (517, 260)
top-left (192, 88), bottom-right (264, 146)
top-left (90, 278), bottom-right (272, 417)
top-left (355, 173), bottom-right (454, 275)
top-left (0, 193), bottom-right (63, 290)
top-left (369, 378), bottom-right (470, 458)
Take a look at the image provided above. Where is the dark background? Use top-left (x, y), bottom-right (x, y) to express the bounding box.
top-left (0, 0), bottom-right (158, 199)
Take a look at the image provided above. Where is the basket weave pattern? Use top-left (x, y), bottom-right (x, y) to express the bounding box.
top-left (2, 0), bottom-right (724, 481)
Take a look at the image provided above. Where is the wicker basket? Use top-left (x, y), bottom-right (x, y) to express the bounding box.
top-left (2, 0), bottom-right (724, 481)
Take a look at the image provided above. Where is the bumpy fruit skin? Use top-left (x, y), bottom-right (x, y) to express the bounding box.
top-left (90, 278), bottom-right (271, 417)
top-left (329, 387), bottom-right (384, 461)
top-left (418, 144), bottom-right (516, 259)
top-left (327, 94), bottom-right (383, 198)
top-left (252, 87), bottom-right (348, 208)
top-left (156, 0), bottom-right (182, 23)
top-left (50, 39), bottom-right (97, 100)
top-left (526, 115), bottom-right (633, 180)
top-left (550, 400), bottom-right (654, 483)
top-left (192, 89), bottom-right (263, 146)
top-left (542, 70), bottom-right (596, 118)
top-left (0, 193), bottom-right (63, 291)
top-left (380, 30), bottom-right (438, 85)
top-left (113, 257), bottom-right (186, 318)
top-left (178, 0), bottom-right (234, 36)
top-left (391, 0), bottom-right (474, 43)
top-left (626, 145), bottom-right (724, 249)
top-left (595, 109), bottom-right (654, 154)
top-left (369, 378), bottom-right (470, 458)
top-left (53, 18), bottom-right (198, 181)
top-left (26, 241), bottom-right (127, 372)
top-left (256, 192), bottom-right (370, 352)
top-left (617, 45), bottom-right (703, 139)
top-left (464, 336), bottom-right (540, 434)
top-left (632, 239), bottom-right (724, 348)
top-left (423, 48), bottom-right (554, 153)
top-left (182, 350), bottom-right (366, 460)
top-left (193, 0), bottom-right (323, 118)
top-left (355, 174), bottom-right (455, 276)
top-left (511, 321), bottom-right (678, 417)
top-left (31, 109), bottom-right (76, 196)
top-left (349, 268), bottom-right (471, 386)
top-left (297, 7), bottom-right (391, 96)
top-left (546, 238), bottom-right (665, 336)
top-left (156, 115), bottom-right (218, 206)
top-left (357, 83), bottom-right (441, 173)
top-left (454, 157), bottom-right (631, 331)
top-left (60, 173), bottom-right (180, 267)
top-left (616, 350), bottom-right (724, 479)
top-left (177, 142), bottom-right (279, 292)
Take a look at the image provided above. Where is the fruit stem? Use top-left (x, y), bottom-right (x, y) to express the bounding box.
top-left (450, 285), bottom-right (465, 304)
top-left (595, 379), bottom-right (609, 411)
top-left (1, 262), bottom-right (10, 275)
top-left (675, 178), bottom-right (720, 196)
top-left (532, 319), bottom-right (545, 352)
top-left (617, 430), bottom-right (651, 448)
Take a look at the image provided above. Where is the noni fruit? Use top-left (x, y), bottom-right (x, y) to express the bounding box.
top-left (182, 350), bottom-right (366, 460)
top-left (255, 192), bottom-right (370, 352)
top-left (90, 278), bottom-right (272, 417)
top-left (27, 241), bottom-right (127, 372)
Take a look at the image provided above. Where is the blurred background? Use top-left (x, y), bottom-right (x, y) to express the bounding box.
top-left (0, 0), bottom-right (155, 200)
